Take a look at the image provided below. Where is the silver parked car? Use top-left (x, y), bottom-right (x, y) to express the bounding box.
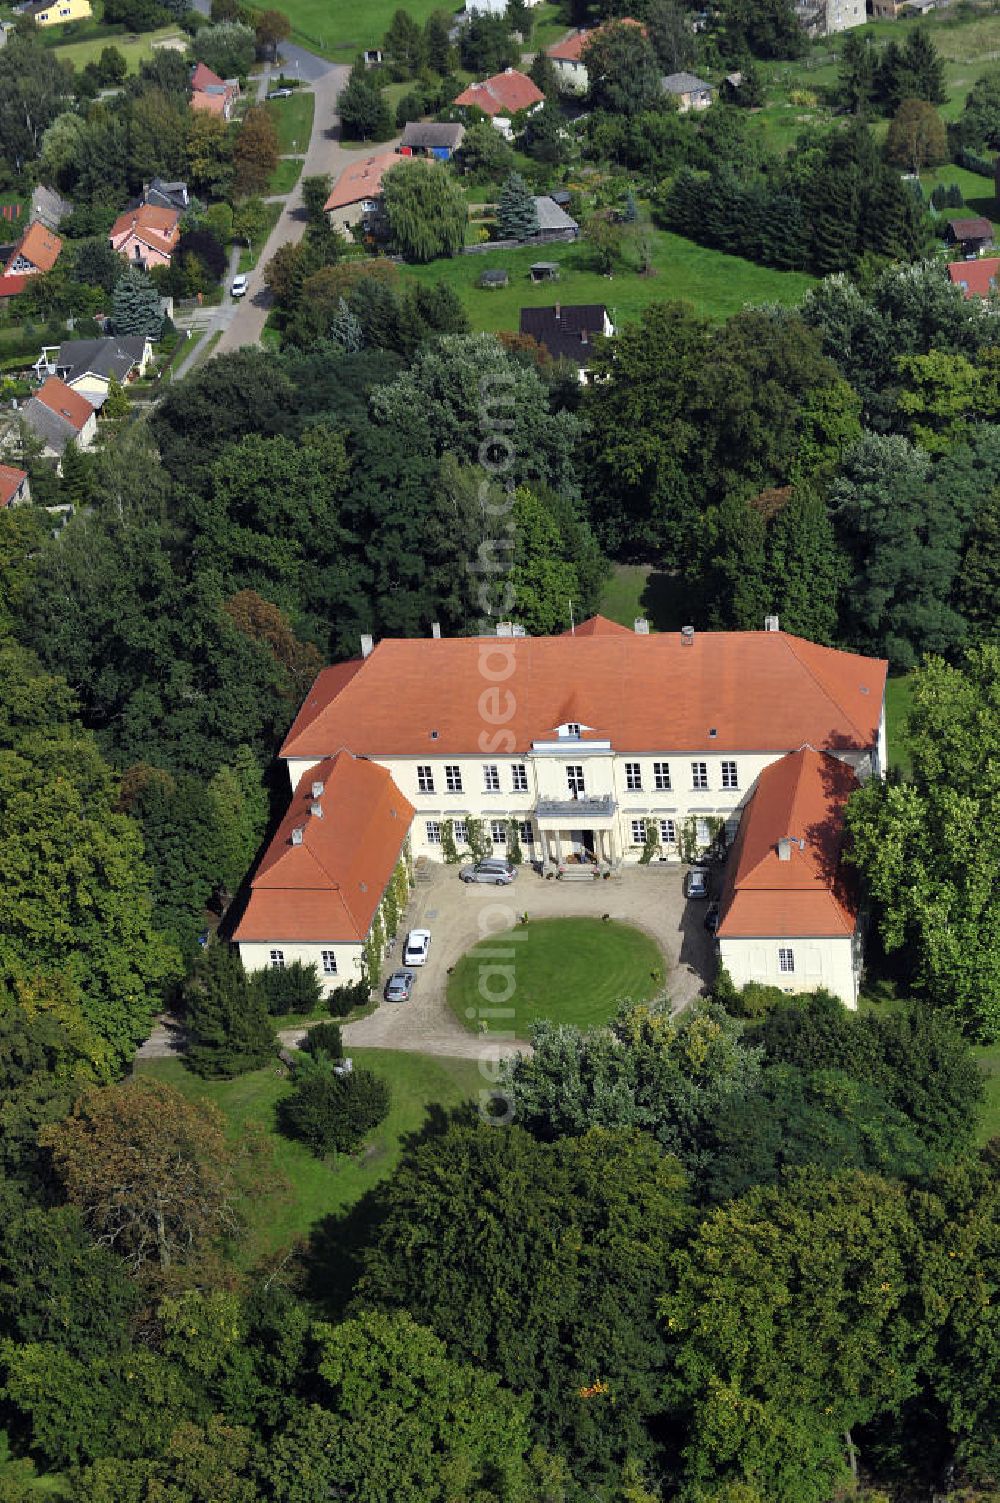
top-left (459, 858), bottom-right (517, 885)
top-left (384, 969), bottom-right (415, 1002)
top-left (685, 867), bottom-right (710, 899)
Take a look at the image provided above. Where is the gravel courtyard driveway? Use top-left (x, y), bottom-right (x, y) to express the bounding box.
top-left (341, 863), bottom-right (716, 1060)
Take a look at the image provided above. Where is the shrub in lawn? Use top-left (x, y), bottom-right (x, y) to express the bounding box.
top-left (250, 960), bottom-right (323, 1015)
top-left (327, 978), bottom-right (369, 1017)
top-left (279, 1058), bottom-right (390, 1156)
top-left (299, 1021), bottom-right (343, 1060)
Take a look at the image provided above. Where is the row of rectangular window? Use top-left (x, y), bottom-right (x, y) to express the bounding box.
top-left (425, 820), bottom-right (534, 846)
top-left (270, 949), bottom-right (338, 974)
top-left (417, 764), bottom-right (530, 794)
top-left (626, 761), bottom-right (738, 792)
top-left (417, 762), bottom-right (740, 797)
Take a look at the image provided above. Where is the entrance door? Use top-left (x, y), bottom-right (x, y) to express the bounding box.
top-left (582, 829), bottom-right (595, 858)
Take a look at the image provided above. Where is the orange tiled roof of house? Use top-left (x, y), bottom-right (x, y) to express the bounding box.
top-left (547, 18), bottom-right (645, 62)
top-left (281, 624), bottom-right (887, 762)
top-left (233, 751), bottom-right (415, 943)
top-left (323, 152), bottom-right (402, 212)
top-left (563, 613), bottom-right (632, 636)
top-left (0, 464), bottom-right (27, 508)
top-left (453, 69), bottom-right (544, 116)
top-left (716, 746), bottom-right (860, 939)
top-left (109, 203), bottom-right (181, 255)
top-left (34, 376), bottom-right (93, 432)
top-left (4, 220), bottom-right (63, 275)
top-left (947, 257), bottom-right (1000, 298)
top-left (191, 60), bottom-right (225, 91)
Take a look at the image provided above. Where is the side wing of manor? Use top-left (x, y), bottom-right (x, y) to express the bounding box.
top-left (234, 617), bottom-right (888, 1008)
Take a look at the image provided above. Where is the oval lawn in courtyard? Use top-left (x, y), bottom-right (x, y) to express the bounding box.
top-left (447, 917), bottom-right (667, 1040)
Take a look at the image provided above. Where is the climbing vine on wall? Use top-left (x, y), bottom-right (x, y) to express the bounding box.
top-left (678, 815), bottom-right (725, 865)
top-left (639, 821), bottom-right (661, 865)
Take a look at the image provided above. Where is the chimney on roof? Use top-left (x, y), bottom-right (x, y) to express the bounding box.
top-left (311, 780), bottom-right (324, 799)
top-left (765, 614), bottom-right (780, 632)
top-left (291, 826), bottom-right (304, 846)
top-left (634, 617), bottom-right (649, 634)
top-left (777, 836), bottom-right (805, 861)
top-left (360, 633), bottom-right (374, 658)
top-left (681, 625), bottom-right (695, 645)
top-left (431, 622), bottom-right (441, 638)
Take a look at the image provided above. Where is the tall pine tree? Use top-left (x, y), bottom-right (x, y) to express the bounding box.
top-left (496, 172), bottom-right (539, 240)
top-left (766, 489), bottom-right (845, 644)
top-left (112, 265), bottom-right (163, 338)
top-left (184, 943), bottom-right (276, 1079)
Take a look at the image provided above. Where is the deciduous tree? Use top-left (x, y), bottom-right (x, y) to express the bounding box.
top-left (41, 1077), bottom-right (245, 1270)
top-left (381, 159), bottom-right (466, 260)
top-left (233, 104), bottom-right (279, 197)
top-left (885, 97), bottom-right (947, 175)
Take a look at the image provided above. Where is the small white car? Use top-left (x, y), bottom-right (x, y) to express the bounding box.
top-left (403, 928), bottom-right (431, 966)
top-left (230, 274), bottom-right (248, 298)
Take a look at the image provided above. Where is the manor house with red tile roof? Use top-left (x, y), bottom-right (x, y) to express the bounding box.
top-left (235, 619), bottom-right (887, 1006)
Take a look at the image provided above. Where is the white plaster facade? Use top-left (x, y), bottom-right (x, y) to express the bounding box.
top-left (288, 720), bottom-right (883, 871)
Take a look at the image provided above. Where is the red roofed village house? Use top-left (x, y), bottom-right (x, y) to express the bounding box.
top-left (236, 618), bottom-right (887, 1005)
top-left (947, 257), bottom-right (1000, 298)
top-left (546, 19), bottom-right (645, 93)
top-left (0, 464), bottom-right (30, 509)
top-left (453, 68), bottom-right (544, 136)
top-left (109, 203), bottom-right (181, 269)
top-left (4, 220), bottom-right (63, 277)
top-left (190, 61), bottom-right (240, 118)
top-left (323, 151), bottom-right (402, 233)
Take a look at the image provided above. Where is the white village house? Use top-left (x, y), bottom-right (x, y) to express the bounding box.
top-left (235, 618), bottom-right (887, 1007)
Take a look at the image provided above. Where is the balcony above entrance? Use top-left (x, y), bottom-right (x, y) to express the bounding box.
top-left (535, 795), bottom-right (617, 822)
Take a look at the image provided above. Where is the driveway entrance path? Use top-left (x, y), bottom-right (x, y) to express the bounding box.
top-left (212, 62), bottom-right (400, 358)
top-left (134, 867), bottom-right (713, 1065)
top-left (340, 862), bottom-right (714, 1058)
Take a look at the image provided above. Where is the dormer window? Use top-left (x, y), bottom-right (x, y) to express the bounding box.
top-left (560, 722), bottom-right (581, 738)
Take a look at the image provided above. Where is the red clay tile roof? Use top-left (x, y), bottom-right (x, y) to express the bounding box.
top-left (281, 624), bottom-right (887, 761)
top-left (716, 746), bottom-right (860, 939)
top-left (34, 376), bottom-right (93, 432)
top-left (547, 18), bottom-right (645, 61)
top-left (563, 614), bottom-right (632, 636)
top-left (4, 220), bottom-right (63, 275)
top-left (323, 151), bottom-right (403, 211)
top-left (233, 751), bottom-right (414, 944)
top-left (453, 69), bottom-right (544, 116)
top-left (947, 257), bottom-right (1000, 297)
top-left (190, 61), bottom-right (226, 91)
top-left (0, 274), bottom-right (28, 299)
top-left (109, 204), bottom-right (180, 256)
top-left (0, 464), bottom-right (27, 507)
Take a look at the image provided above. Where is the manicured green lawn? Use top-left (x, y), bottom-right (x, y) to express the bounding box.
top-left (974, 1042), bottom-right (1000, 1146)
top-left (266, 89), bottom-right (314, 155)
top-left (268, 156), bottom-right (304, 196)
top-left (447, 917), bottom-right (667, 1039)
top-left (599, 564), bottom-right (652, 629)
top-left (136, 1051), bottom-right (483, 1262)
top-left (279, 0), bottom-right (444, 59)
top-left (403, 227), bottom-right (815, 330)
top-left (53, 26), bottom-right (183, 72)
top-left (885, 673), bottom-right (916, 779)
